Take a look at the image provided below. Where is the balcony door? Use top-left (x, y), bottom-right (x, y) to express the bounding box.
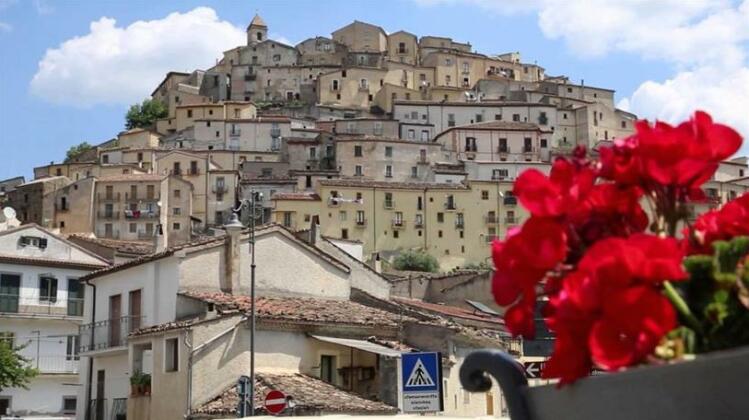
top-left (67, 279), bottom-right (83, 316)
top-left (129, 290), bottom-right (141, 332)
top-left (0, 274), bottom-right (20, 313)
top-left (108, 294), bottom-right (121, 347)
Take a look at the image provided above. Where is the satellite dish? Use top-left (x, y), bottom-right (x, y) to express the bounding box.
top-left (156, 201), bottom-right (162, 208)
top-left (3, 207), bottom-right (16, 220)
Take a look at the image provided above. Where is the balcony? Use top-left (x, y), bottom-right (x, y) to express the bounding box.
top-left (417, 157), bottom-right (430, 165)
top-left (391, 219), bottom-right (405, 229)
top-left (383, 200), bottom-right (395, 210)
top-left (497, 146), bottom-right (510, 154)
top-left (522, 146), bottom-right (536, 154)
top-left (229, 129), bottom-right (242, 137)
top-left (414, 219), bottom-right (424, 229)
top-left (355, 219), bottom-right (367, 227)
top-left (485, 215), bottom-right (499, 224)
top-left (455, 220), bottom-right (465, 229)
top-left (503, 196), bottom-right (518, 206)
top-left (32, 356), bottom-right (80, 374)
top-left (270, 128), bottom-right (282, 138)
top-left (444, 202), bottom-right (457, 211)
top-left (328, 197), bottom-right (342, 207)
top-left (97, 192), bottom-right (121, 202)
top-left (212, 184), bottom-right (229, 194)
top-left (79, 315), bottom-right (144, 353)
top-left (492, 174), bottom-right (509, 181)
top-left (97, 211), bottom-right (120, 220)
top-left (484, 235), bottom-right (498, 243)
top-left (125, 193), bottom-right (159, 202)
top-left (505, 217), bottom-right (521, 225)
top-left (0, 294), bottom-right (84, 317)
top-left (244, 74), bottom-right (256, 81)
top-left (124, 209), bottom-right (159, 220)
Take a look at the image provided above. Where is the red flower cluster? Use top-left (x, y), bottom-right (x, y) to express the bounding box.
top-left (600, 111), bottom-right (742, 199)
top-left (542, 235), bottom-right (686, 383)
top-left (687, 193), bottom-right (749, 254)
top-left (490, 111), bottom-right (744, 384)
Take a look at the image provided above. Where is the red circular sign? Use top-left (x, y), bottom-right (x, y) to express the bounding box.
top-left (264, 390), bottom-right (287, 414)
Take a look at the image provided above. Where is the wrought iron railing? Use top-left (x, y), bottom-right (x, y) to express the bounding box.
top-left (79, 315), bottom-right (144, 352)
top-left (32, 356), bottom-right (80, 374)
top-left (0, 294), bottom-right (83, 317)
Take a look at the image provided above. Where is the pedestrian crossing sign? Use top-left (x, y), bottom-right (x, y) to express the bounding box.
top-left (401, 352), bottom-right (443, 412)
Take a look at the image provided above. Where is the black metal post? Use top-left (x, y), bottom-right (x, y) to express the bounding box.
top-left (249, 191), bottom-right (257, 416)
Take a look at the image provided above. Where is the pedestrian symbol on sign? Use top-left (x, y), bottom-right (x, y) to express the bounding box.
top-left (406, 358), bottom-right (435, 387)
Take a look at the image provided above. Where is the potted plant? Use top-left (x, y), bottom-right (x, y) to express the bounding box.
top-left (130, 370), bottom-right (143, 396)
top-left (461, 111), bottom-right (749, 419)
top-left (142, 373), bottom-right (151, 395)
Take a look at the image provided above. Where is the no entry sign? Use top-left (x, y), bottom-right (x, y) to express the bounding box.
top-left (264, 390), bottom-right (287, 415)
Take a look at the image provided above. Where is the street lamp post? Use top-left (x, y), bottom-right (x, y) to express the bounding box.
top-left (224, 190), bottom-right (263, 417)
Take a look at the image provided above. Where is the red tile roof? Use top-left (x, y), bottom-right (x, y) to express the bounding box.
top-left (195, 373), bottom-right (396, 415)
top-left (318, 179), bottom-right (468, 190)
top-left (271, 192), bottom-right (321, 201)
top-left (393, 297), bottom-right (505, 326)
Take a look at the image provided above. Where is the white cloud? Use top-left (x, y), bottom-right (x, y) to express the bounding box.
top-left (416, 0), bottom-right (749, 143)
top-left (30, 7), bottom-right (245, 107)
top-left (0, 21), bottom-right (11, 32)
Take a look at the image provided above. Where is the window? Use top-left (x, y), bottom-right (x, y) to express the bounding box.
top-left (384, 193), bottom-right (394, 208)
top-left (421, 130), bottom-right (429, 141)
top-left (475, 114), bottom-right (483, 122)
top-left (129, 223), bottom-right (137, 233)
top-left (283, 212), bottom-right (292, 227)
top-left (447, 113), bottom-right (456, 127)
top-left (137, 152), bottom-right (143, 162)
top-left (445, 75), bottom-right (451, 85)
top-left (309, 147), bottom-right (317, 159)
top-left (498, 138), bottom-right (508, 153)
top-left (393, 230), bottom-right (400, 239)
top-left (355, 165), bottom-right (363, 176)
top-left (481, 190), bottom-right (489, 200)
top-left (621, 120), bottom-right (627, 129)
top-left (102, 154), bottom-right (109, 164)
top-left (320, 355), bottom-right (336, 383)
top-left (354, 145), bottom-right (363, 157)
top-left (437, 212), bottom-right (444, 223)
top-left (174, 189), bottom-right (181, 198)
top-left (417, 196), bottom-right (423, 211)
top-left (359, 79), bottom-right (369, 89)
top-left (465, 137), bottom-right (477, 152)
top-left (385, 146), bottom-right (393, 157)
top-left (374, 122), bottom-right (383, 136)
top-left (398, 42), bottom-right (406, 53)
top-left (492, 169), bottom-right (509, 179)
top-left (356, 210), bottom-right (366, 224)
top-left (173, 207), bottom-right (181, 216)
top-left (341, 228), bottom-right (349, 239)
top-left (39, 277), bottom-right (57, 303)
top-left (172, 222), bottom-right (181, 231)
top-left (66, 335), bottom-right (79, 361)
top-left (62, 396), bottom-right (77, 414)
top-left (446, 194), bottom-right (456, 210)
top-left (411, 167), bottom-right (418, 178)
top-left (165, 338), bottom-right (179, 372)
top-left (524, 137), bottom-right (533, 152)
top-left (339, 211), bottom-right (347, 221)
top-left (438, 230), bottom-right (443, 238)
top-left (512, 114), bottom-right (520, 122)
top-left (540, 139), bottom-right (548, 148)
top-left (385, 165), bottom-right (393, 178)
top-left (20, 236), bottom-right (47, 248)
top-left (207, 121), bottom-right (211, 127)
top-left (187, 109), bottom-right (193, 118)
top-left (408, 129), bottom-right (415, 139)
top-left (273, 54), bottom-right (281, 62)
top-left (445, 58), bottom-right (452, 65)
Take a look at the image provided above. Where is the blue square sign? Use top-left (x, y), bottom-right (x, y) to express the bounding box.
top-left (401, 352), bottom-right (443, 412)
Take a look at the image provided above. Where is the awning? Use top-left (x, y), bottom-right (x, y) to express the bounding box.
top-left (310, 335), bottom-right (402, 358)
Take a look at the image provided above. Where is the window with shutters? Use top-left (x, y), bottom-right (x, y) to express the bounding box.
top-left (39, 276), bottom-right (58, 303)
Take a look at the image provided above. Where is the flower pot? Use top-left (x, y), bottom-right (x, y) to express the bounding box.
top-left (460, 347), bottom-right (749, 420)
top-left (131, 384), bottom-right (139, 396)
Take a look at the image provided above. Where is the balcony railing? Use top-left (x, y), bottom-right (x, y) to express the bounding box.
top-left (455, 220), bottom-right (465, 229)
top-left (97, 211), bottom-right (120, 220)
top-left (124, 209), bottom-right (159, 219)
top-left (484, 235), bottom-right (498, 243)
top-left (523, 146), bottom-right (536, 153)
top-left (97, 192), bottom-right (121, 202)
top-left (0, 294), bottom-right (84, 317)
top-left (485, 215), bottom-right (499, 224)
top-left (414, 219), bottom-right (424, 228)
top-left (355, 219), bottom-right (367, 227)
top-left (125, 193), bottom-right (159, 202)
top-left (503, 196), bottom-right (518, 205)
top-left (497, 146), bottom-right (510, 153)
top-left (383, 200), bottom-right (395, 209)
top-left (212, 184), bottom-right (229, 194)
top-left (444, 202), bottom-right (457, 210)
top-left (505, 217), bottom-right (521, 225)
top-left (79, 315), bottom-right (145, 353)
top-left (31, 356), bottom-right (80, 374)
top-left (391, 219), bottom-right (405, 229)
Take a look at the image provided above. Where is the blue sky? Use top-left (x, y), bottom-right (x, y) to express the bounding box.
top-left (1, 0), bottom-right (747, 180)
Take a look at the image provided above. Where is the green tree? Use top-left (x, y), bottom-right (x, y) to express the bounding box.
top-left (393, 250), bottom-right (440, 272)
top-left (0, 342), bottom-right (38, 391)
top-left (125, 98), bottom-right (167, 130)
top-left (64, 142), bottom-right (94, 163)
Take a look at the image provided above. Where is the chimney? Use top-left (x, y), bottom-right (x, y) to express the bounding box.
top-left (223, 229), bottom-right (241, 294)
top-left (309, 215), bottom-right (321, 245)
top-left (154, 224), bottom-right (167, 252)
top-left (374, 253), bottom-right (382, 274)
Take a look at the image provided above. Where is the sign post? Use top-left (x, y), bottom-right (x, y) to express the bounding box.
top-left (237, 375), bottom-right (251, 417)
top-left (400, 352), bottom-right (444, 413)
top-left (264, 390), bottom-right (287, 415)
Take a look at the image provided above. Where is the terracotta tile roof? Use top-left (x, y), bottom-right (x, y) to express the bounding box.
top-left (393, 297), bottom-right (505, 327)
top-left (96, 174), bottom-right (165, 182)
top-left (335, 136), bottom-right (441, 145)
top-left (66, 235), bottom-right (155, 255)
top-left (0, 254), bottom-right (108, 270)
top-left (285, 137), bottom-right (320, 144)
top-left (318, 179), bottom-right (468, 190)
top-left (241, 177), bottom-right (297, 185)
top-left (194, 373), bottom-right (396, 415)
top-left (181, 292), bottom-right (412, 328)
top-left (271, 192), bottom-right (321, 201)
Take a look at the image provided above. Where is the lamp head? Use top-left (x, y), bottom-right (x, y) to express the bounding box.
top-left (224, 212), bottom-right (245, 233)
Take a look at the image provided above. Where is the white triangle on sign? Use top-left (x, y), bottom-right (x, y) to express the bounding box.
top-left (406, 358), bottom-right (435, 387)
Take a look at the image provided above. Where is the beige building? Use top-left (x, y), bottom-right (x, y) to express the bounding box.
top-left (92, 173), bottom-right (193, 245)
top-left (155, 101), bottom-right (257, 136)
top-left (151, 71), bottom-right (210, 118)
top-left (387, 31), bottom-right (419, 65)
top-left (296, 36), bottom-right (348, 66)
top-left (434, 120), bottom-right (553, 162)
top-left (335, 137), bottom-right (444, 181)
top-left (332, 21), bottom-right (387, 53)
top-left (272, 179), bottom-right (526, 269)
top-left (333, 118), bottom-right (399, 137)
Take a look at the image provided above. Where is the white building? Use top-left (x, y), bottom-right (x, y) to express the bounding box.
top-left (0, 224), bottom-right (109, 418)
